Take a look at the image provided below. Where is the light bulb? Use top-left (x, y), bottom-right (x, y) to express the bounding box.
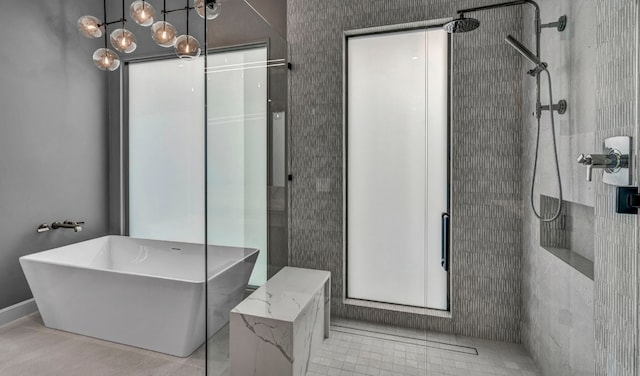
top-left (130, 1), bottom-right (156, 27)
top-left (92, 48), bottom-right (120, 71)
top-left (110, 28), bottom-right (137, 53)
top-left (194, 0), bottom-right (221, 20)
top-left (77, 15), bottom-right (104, 38)
top-left (151, 21), bottom-right (178, 47)
top-left (175, 35), bottom-right (201, 60)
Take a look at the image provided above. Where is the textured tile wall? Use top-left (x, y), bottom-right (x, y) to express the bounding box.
top-left (593, 1), bottom-right (638, 375)
top-left (287, 0), bottom-right (523, 342)
top-left (519, 1), bottom-right (600, 375)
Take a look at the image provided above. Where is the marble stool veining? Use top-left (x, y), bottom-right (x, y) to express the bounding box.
top-left (230, 266), bottom-right (331, 376)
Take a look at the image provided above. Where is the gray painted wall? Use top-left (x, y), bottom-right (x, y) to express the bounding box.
top-left (520, 1), bottom-right (597, 375)
top-left (287, 0), bottom-right (524, 342)
top-left (0, 0), bottom-right (110, 310)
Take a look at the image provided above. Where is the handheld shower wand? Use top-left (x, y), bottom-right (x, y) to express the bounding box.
top-left (505, 35), bottom-right (567, 117)
top-left (505, 35), bottom-right (547, 76)
top-left (504, 35), bottom-right (564, 223)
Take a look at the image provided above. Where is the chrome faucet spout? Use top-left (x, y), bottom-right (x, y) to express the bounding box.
top-left (51, 220), bottom-right (84, 232)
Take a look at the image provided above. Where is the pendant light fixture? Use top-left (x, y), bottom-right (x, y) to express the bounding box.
top-left (79, 0), bottom-right (223, 70)
top-left (93, 47), bottom-right (121, 71)
top-left (110, 0), bottom-right (137, 53)
top-left (130, 0), bottom-right (156, 26)
top-left (194, 0), bottom-right (220, 20)
top-left (77, 15), bottom-right (104, 39)
top-left (151, 0), bottom-right (178, 47)
top-left (175, 0), bottom-right (201, 60)
top-left (91, 0), bottom-right (120, 71)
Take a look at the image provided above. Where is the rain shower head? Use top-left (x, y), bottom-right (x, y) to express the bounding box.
top-left (443, 15), bottom-right (480, 33)
top-left (505, 35), bottom-right (547, 75)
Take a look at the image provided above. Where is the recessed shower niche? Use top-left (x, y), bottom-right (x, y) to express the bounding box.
top-left (539, 195), bottom-right (594, 280)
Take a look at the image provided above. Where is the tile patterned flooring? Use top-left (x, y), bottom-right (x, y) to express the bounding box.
top-left (0, 314), bottom-right (540, 376)
top-left (308, 318), bottom-right (541, 376)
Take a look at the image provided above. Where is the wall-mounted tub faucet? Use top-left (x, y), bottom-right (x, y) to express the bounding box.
top-left (51, 220), bottom-right (84, 232)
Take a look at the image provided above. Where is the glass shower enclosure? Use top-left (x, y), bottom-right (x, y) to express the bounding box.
top-left (124, 0), bottom-right (288, 373)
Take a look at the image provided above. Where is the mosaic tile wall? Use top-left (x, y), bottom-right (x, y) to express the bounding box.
top-left (593, 1), bottom-right (638, 375)
top-left (287, 0), bottom-right (523, 342)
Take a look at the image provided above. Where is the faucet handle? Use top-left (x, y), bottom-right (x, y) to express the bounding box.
top-left (586, 165), bottom-right (593, 182)
top-left (37, 224), bottom-right (50, 233)
top-left (63, 220), bottom-right (84, 225)
top-left (577, 154), bottom-right (594, 181)
top-left (577, 154), bottom-right (591, 165)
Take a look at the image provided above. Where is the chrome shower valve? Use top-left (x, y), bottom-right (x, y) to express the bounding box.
top-left (577, 136), bottom-right (632, 185)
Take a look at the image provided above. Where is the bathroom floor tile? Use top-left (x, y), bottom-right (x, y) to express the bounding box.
top-left (0, 314), bottom-right (540, 376)
top-left (309, 318), bottom-right (542, 376)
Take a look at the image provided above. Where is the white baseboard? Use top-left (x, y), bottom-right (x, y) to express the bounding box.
top-left (0, 299), bottom-right (38, 327)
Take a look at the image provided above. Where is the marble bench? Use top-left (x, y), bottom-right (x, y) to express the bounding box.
top-left (230, 266), bottom-right (331, 376)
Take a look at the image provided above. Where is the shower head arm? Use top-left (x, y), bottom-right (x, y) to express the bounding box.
top-left (456, 0), bottom-right (539, 17)
top-left (455, 0), bottom-right (541, 57)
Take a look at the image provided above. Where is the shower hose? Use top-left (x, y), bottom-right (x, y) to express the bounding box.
top-left (530, 69), bottom-right (563, 222)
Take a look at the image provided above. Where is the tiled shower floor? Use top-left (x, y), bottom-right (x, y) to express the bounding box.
top-left (0, 314), bottom-right (540, 376)
top-left (309, 318), bottom-right (541, 376)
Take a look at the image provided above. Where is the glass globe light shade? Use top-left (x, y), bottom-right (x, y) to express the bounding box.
top-left (130, 0), bottom-right (156, 27)
top-left (110, 28), bottom-right (137, 53)
top-left (151, 21), bottom-right (178, 47)
top-left (92, 48), bottom-right (121, 71)
top-left (77, 15), bottom-right (104, 38)
top-left (175, 35), bottom-right (201, 60)
top-left (194, 0), bottom-right (221, 20)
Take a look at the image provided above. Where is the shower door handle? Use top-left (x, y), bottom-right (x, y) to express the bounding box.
top-left (441, 213), bottom-right (449, 272)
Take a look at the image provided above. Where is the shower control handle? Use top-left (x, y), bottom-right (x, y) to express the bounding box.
top-left (577, 154), bottom-right (593, 181)
top-left (578, 137), bottom-right (632, 186)
top-left (577, 152), bottom-right (628, 182)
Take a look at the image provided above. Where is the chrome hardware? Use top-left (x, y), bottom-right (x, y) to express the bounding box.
top-left (577, 152), bottom-right (625, 182)
top-left (51, 220), bottom-right (85, 232)
top-left (536, 99), bottom-right (567, 117)
top-left (527, 62), bottom-right (548, 77)
top-left (36, 224), bottom-right (50, 233)
top-left (540, 15), bottom-right (567, 32)
top-left (577, 136), bottom-right (632, 185)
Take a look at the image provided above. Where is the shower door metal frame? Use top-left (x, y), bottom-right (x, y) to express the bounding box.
top-left (343, 20), bottom-right (452, 313)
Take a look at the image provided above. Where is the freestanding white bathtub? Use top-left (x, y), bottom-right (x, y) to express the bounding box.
top-left (19, 235), bottom-right (259, 357)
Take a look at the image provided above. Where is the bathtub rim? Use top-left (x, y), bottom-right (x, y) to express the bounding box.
top-left (19, 235), bottom-right (260, 284)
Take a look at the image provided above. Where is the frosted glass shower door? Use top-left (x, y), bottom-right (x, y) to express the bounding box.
top-left (346, 28), bottom-right (448, 310)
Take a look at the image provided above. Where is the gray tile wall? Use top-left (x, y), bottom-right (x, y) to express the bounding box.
top-left (593, 1), bottom-right (638, 375)
top-left (287, 0), bottom-right (524, 342)
top-left (520, 0), bottom-right (638, 375)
